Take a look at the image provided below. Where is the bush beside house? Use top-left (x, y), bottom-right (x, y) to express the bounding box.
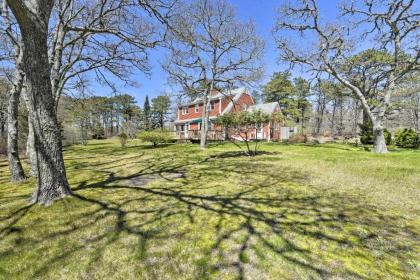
top-left (138, 130), bottom-right (174, 147)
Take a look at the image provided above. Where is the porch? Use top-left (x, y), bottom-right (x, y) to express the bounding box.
top-left (174, 129), bottom-right (224, 141)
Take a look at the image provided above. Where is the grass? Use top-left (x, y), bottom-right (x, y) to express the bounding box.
top-left (0, 139), bottom-right (419, 280)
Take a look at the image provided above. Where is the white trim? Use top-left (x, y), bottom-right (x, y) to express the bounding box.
top-left (221, 90), bottom-right (245, 115)
top-left (182, 106), bottom-right (188, 115)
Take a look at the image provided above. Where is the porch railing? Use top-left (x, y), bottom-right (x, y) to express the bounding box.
top-left (174, 130), bottom-right (224, 140)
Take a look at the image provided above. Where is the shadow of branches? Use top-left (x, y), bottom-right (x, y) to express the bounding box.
top-left (0, 151), bottom-right (418, 280)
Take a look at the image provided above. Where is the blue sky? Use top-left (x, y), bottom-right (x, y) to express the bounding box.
top-left (91, 0), bottom-right (341, 106)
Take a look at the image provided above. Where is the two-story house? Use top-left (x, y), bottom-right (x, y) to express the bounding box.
top-left (174, 87), bottom-right (292, 141)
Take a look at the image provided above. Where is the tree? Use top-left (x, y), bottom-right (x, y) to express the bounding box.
top-left (263, 73), bottom-right (312, 130)
top-left (5, 0), bottom-right (72, 203)
top-left (293, 77), bottom-right (311, 133)
top-left (2, 0), bottom-right (168, 204)
top-left (152, 95), bottom-right (170, 130)
top-left (163, 0), bottom-right (264, 150)
top-left (0, 1), bottom-right (26, 181)
top-left (115, 95), bottom-right (138, 123)
top-left (215, 110), bottom-right (272, 156)
top-left (263, 72), bottom-right (294, 113)
top-left (274, 0), bottom-right (419, 153)
top-left (143, 95), bottom-right (151, 130)
top-left (342, 49), bottom-right (394, 127)
top-left (398, 73), bottom-right (420, 132)
top-left (1, 0), bottom-right (165, 183)
top-left (0, 78), bottom-right (7, 144)
top-left (313, 80), bottom-right (330, 135)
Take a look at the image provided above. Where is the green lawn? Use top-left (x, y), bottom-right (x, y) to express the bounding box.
top-left (0, 139), bottom-right (419, 280)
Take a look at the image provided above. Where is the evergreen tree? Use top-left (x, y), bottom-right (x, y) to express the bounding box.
top-left (293, 78), bottom-right (311, 133)
top-left (143, 95), bottom-right (151, 130)
top-left (151, 96), bottom-right (170, 130)
top-left (263, 72), bottom-right (297, 120)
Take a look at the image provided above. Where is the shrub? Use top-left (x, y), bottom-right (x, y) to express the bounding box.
top-left (394, 128), bottom-right (419, 148)
top-left (138, 130), bottom-right (173, 147)
top-left (92, 125), bottom-right (105, 139)
top-left (287, 133), bottom-right (307, 144)
top-left (118, 132), bottom-right (128, 148)
top-left (359, 122), bottom-right (391, 145)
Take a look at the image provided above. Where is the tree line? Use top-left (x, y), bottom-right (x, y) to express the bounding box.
top-left (64, 94), bottom-right (170, 143)
top-left (260, 70), bottom-right (420, 139)
top-left (0, 0), bottom-right (418, 205)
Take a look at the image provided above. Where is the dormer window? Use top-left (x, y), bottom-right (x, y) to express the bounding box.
top-left (195, 103), bottom-right (199, 113)
top-left (182, 106), bottom-right (188, 114)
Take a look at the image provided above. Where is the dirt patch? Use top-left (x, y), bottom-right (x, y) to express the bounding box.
top-left (127, 171), bottom-right (186, 186)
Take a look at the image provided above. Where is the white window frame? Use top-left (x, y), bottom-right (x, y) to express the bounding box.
top-left (210, 101), bottom-right (215, 111)
top-left (195, 103), bottom-right (199, 113)
top-left (182, 106), bottom-right (188, 115)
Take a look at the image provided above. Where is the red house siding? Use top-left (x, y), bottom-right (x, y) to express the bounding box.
top-left (178, 99), bottom-right (223, 121)
top-left (177, 90), bottom-right (254, 121)
top-left (231, 93), bottom-right (254, 113)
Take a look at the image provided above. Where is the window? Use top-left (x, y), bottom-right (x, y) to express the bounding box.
top-left (242, 104), bottom-right (247, 110)
top-left (195, 103), bottom-right (199, 113)
top-left (210, 101), bottom-right (215, 111)
top-left (182, 106), bottom-right (188, 115)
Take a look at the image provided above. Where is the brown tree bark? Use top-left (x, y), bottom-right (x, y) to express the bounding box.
top-left (6, 0), bottom-right (72, 204)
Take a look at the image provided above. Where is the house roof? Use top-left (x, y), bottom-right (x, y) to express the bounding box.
top-left (187, 87), bottom-right (248, 105)
top-left (221, 87), bottom-right (250, 115)
top-left (247, 102), bottom-right (280, 114)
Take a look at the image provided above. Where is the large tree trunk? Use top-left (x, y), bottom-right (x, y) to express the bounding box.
top-left (22, 89), bottom-right (38, 177)
top-left (7, 86), bottom-right (26, 182)
top-left (7, 0), bottom-right (72, 204)
top-left (200, 86), bottom-right (212, 150)
top-left (26, 113), bottom-right (38, 177)
top-left (200, 93), bottom-right (208, 150)
top-left (372, 123), bottom-right (388, 153)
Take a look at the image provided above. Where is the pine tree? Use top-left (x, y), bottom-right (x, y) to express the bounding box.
top-left (143, 95), bottom-right (151, 130)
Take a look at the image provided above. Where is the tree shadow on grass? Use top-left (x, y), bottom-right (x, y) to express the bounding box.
top-left (0, 153), bottom-right (418, 279)
top-left (208, 150), bottom-right (280, 159)
top-left (139, 143), bottom-right (175, 149)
